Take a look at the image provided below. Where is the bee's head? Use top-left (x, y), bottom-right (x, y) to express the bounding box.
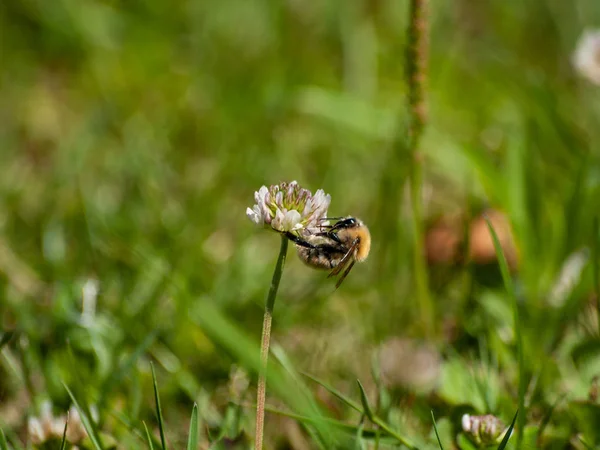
top-left (318, 216), bottom-right (363, 232)
top-left (336, 217), bottom-right (361, 229)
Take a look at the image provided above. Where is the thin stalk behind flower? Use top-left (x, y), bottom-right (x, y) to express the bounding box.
top-left (255, 236), bottom-right (288, 450)
top-left (406, 0), bottom-right (434, 337)
top-left (246, 181), bottom-right (330, 448)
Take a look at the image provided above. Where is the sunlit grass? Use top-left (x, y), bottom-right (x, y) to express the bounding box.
top-left (2, 0), bottom-right (600, 448)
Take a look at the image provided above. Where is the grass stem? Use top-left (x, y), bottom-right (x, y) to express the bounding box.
top-left (406, 0), bottom-right (434, 336)
top-left (255, 235), bottom-right (288, 449)
top-left (593, 216), bottom-right (600, 335)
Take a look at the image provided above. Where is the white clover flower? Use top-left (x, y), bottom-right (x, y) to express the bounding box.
top-left (27, 416), bottom-right (46, 444)
top-left (27, 401), bottom-right (88, 445)
top-left (548, 248), bottom-right (589, 307)
top-left (461, 414), bottom-right (509, 446)
top-left (573, 29), bottom-right (600, 85)
top-left (28, 401), bottom-right (60, 444)
top-left (246, 181), bottom-right (330, 234)
top-left (65, 407), bottom-right (88, 443)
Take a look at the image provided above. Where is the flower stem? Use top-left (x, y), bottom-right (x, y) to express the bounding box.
top-left (406, 0), bottom-right (434, 337)
top-left (255, 235), bottom-right (288, 450)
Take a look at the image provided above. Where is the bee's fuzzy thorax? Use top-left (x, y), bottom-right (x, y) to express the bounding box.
top-left (353, 224), bottom-right (371, 262)
top-left (337, 218), bottom-right (371, 262)
top-left (290, 216), bottom-right (370, 288)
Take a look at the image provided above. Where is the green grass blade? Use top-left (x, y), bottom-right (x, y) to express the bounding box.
top-left (496, 410), bottom-right (518, 450)
top-left (65, 343), bottom-right (97, 434)
top-left (186, 403), bottom-right (198, 450)
top-left (0, 429), bottom-right (8, 450)
top-left (484, 217), bottom-right (525, 448)
top-left (537, 395), bottom-right (563, 446)
top-left (431, 411), bottom-right (444, 450)
top-left (271, 345), bottom-right (329, 449)
top-left (374, 426), bottom-right (380, 450)
top-left (302, 372), bottom-right (362, 413)
top-left (100, 331), bottom-right (158, 406)
top-left (263, 404), bottom-right (377, 436)
top-left (63, 383), bottom-right (104, 450)
top-left (578, 435), bottom-right (594, 450)
top-left (59, 411), bottom-right (68, 450)
top-left (151, 362), bottom-right (168, 450)
top-left (303, 373), bottom-right (416, 449)
top-left (593, 216), bottom-right (600, 334)
top-left (143, 421), bottom-right (155, 450)
top-left (355, 415), bottom-right (366, 450)
top-left (0, 331), bottom-right (14, 351)
top-left (356, 380), bottom-right (374, 421)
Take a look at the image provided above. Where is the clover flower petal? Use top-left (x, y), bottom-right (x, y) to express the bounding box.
top-left (247, 181), bottom-right (330, 234)
top-left (462, 414), bottom-right (509, 446)
top-left (573, 29), bottom-right (600, 85)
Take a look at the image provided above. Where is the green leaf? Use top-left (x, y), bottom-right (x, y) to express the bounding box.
top-left (485, 217), bottom-right (525, 448)
top-left (0, 429), bottom-right (8, 450)
top-left (356, 380), bottom-right (374, 421)
top-left (570, 401), bottom-right (600, 445)
top-left (151, 362), bottom-right (168, 450)
top-left (186, 403), bottom-right (198, 450)
top-left (457, 433), bottom-right (478, 450)
top-left (431, 411), bottom-right (445, 450)
top-left (570, 338), bottom-right (600, 368)
top-left (60, 413), bottom-right (68, 450)
top-left (63, 382), bottom-right (104, 450)
top-left (143, 421), bottom-right (155, 450)
top-left (497, 410), bottom-right (518, 450)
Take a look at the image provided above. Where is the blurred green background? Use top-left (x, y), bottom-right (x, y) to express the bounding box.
top-left (3, 0), bottom-right (600, 448)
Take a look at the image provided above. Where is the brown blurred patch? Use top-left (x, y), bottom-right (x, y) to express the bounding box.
top-left (425, 209), bottom-right (518, 270)
top-left (468, 210), bottom-right (518, 269)
top-left (425, 216), bottom-right (462, 265)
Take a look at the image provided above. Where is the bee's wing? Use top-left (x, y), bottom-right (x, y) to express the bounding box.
top-left (328, 238), bottom-right (359, 277)
top-left (335, 260), bottom-right (356, 288)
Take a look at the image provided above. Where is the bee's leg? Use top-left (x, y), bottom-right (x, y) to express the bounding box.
top-left (283, 232), bottom-right (318, 249)
top-left (334, 260), bottom-right (356, 289)
top-left (326, 232), bottom-right (342, 245)
top-left (313, 230), bottom-right (342, 244)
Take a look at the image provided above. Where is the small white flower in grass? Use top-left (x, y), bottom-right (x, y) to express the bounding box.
top-left (27, 401), bottom-right (88, 445)
top-left (573, 29), bottom-right (600, 85)
top-left (27, 416), bottom-right (46, 444)
top-left (246, 181), bottom-right (331, 234)
top-left (462, 414), bottom-right (509, 446)
top-left (548, 248), bottom-right (589, 307)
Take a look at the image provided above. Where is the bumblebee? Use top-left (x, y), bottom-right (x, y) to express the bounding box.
top-left (285, 217), bottom-right (371, 288)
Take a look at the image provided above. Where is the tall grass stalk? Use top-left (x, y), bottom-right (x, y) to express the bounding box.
top-left (485, 219), bottom-right (525, 449)
top-left (255, 236), bottom-right (288, 449)
top-left (406, 0), bottom-right (434, 336)
top-left (593, 216), bottom-right (600, 334)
